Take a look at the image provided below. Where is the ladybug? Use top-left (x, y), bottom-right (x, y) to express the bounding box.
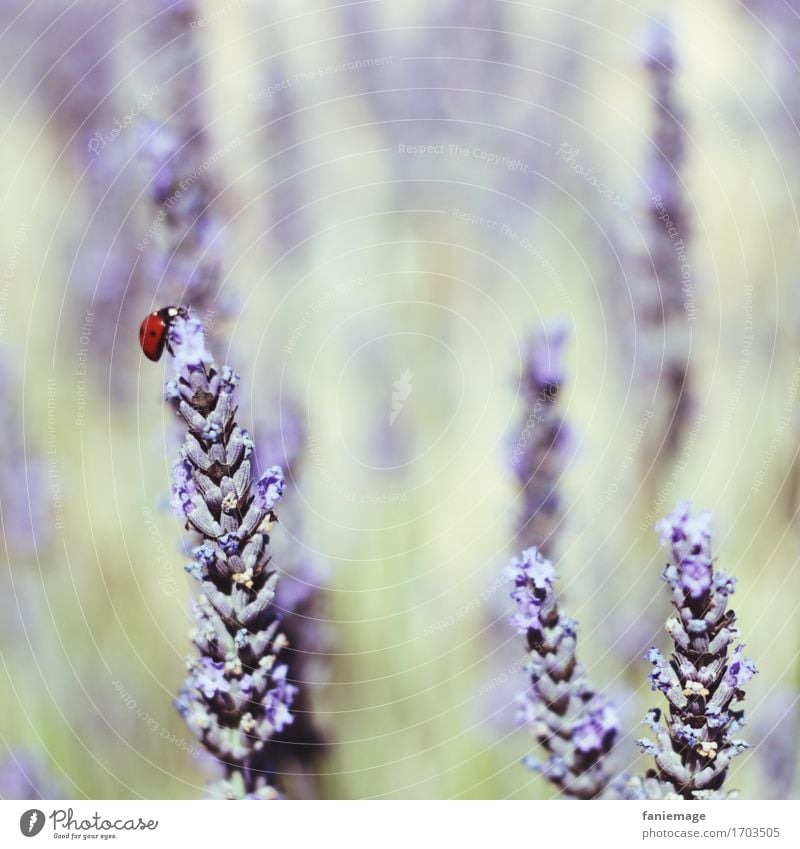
top-left (138, 305), bottom-right (187, 361)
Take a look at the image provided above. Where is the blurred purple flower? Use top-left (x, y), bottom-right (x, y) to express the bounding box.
top-left (46, 0), bottom-right (231, 390)
top-left (0, 358), bottom-right (50, 555)
top-left (253, 55), bottom-right (313, 261)
top-left (337, 1), bottom-right (553, 224)
top-left (255, 398), bottom-right (330, 789)
top-left (751, 689), bottom-right (799, 799)
top-left (510, 323), bottom-right (571, 559)
top-left (740, 1), bottom-right (800, 127)
top-left (636, 19), bottom-right (695, 453)
top-left (0, 749), bottom-right (62, 800)
top-left (0, 2), bottom-right (122, 141)
top-left (255, 468), bottom-right (286, 513)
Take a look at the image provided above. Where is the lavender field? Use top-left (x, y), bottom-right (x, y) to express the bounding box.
top-left (0, 0), bottom-right (798, 801)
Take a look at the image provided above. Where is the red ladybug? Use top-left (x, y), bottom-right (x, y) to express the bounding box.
top-left (138, 305), bottom-right (187, 361)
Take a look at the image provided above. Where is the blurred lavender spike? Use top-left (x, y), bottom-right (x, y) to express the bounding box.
top-left (254, 56), bottom-right (313, 262)
top-left (740, 1), bottom-right (800, 128)
top-left (510, 323), bottom-right (570, 559)
top-left (67, 0), bottom-right (229, 387)
top-left (138, 0), bottom-right (228, 325)
top-left (256, 400), bottom-right (330, 790)
top-left (752, 689), bottom-right (799, 799)
top-left (406, 0), bottom-right (511, 125)
top-left (2, 0), bottom-right (143, 384)
top-left (0, 750), bottom-right (62, 800)
top-left (73, 140), bottom-right (150, 379)
top-left (638, 20), bottom-right (695, 454)
top-left (268, 548), bottom-right (329, 795)
top-left (0, 1), bottom-right (123, 142)
top-left (164, 312), bottom-right (299, 799)
top-left (257, 398), bottom-right (307, 488)
top-left (0, 358), bottom-right (50, 555)
top-left (631, 501), bottom-right (757, 800)
top-left (507, 547), bottom-right (623, 799)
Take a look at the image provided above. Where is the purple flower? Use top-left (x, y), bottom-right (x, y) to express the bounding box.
top-left (0, 750), bottom-right (61, 800)
top-left (255, 467), bottom-right (286, 513)
top-left (573, 703), bottom-right (620, 755)
top-left (195, 658), bottom-right (231, 700)
top-left (510, 324), bottom-right (572, 559)
top-left (523, 322), bottom-right (569, 395)
top-left (657, 499), bottom-right (714, 598)
top-left (506, 546), bottom-right (622, 799)
top-left (506, 547), bottom-right (556, 590)
top-left (162, 310), bottom-right (299, 799)
top-left (631, 502), bottom-right (757, 800)
top-left (726, 645), bottom-right (757, 689)
top-left (646, 647), bottom-right (672, 693)
top-left (169, 313), bottom-right (214, 377)
top-left (0, 358), bottom-right (51, 555)
top-left (655, 499), bottom-right (712, 550)
top-left (170, 458), bottom-right (198, 518)
top-left (263, 665), bottom-right (298, 734)
top-left (510, 586), bottom-right (544, 634)
top-left (751, 689), bottom-right (800, 799)
top-left (134, 2), bottom-right (229, 324)
top-left (606, 20), bottom-right (694, 458)
top-left (218, 534), bottom-right (240, 557)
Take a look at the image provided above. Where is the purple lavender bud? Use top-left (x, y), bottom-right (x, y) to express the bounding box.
top-left (162, 311), bottom-right (300, 799)
top-left (646, 647), bottom-right (672, 694)
top-left (510, 324), bottom-right (571, 559)
top-left (263, 665), bottom-right (298, 735)
top-left (573, 703), bottom-right (621, 755)
top-left (523, 323), bottom-right (569, 395)
top-left (507, 547), bottom-right (622, 799)
top-left (726, 645), bottom-right (757, 689)
top-left (255, 468), bottom-right (286, 513)
top-left (507, 546), bottom-right (557, 589)
top-left (194, 658), bottom-right (232, 700)
top-left (656, 499), bottom-right (714, 598)
top-left (170, 458), bottom-right (198, 518)
top-left (218, 534), bottom-right (240, 557)
top-left (631, 502), bottom-right (757, 800)
top-left (168, 313), bottom-right (214, 377)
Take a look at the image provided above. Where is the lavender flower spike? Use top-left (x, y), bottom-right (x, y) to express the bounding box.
top-left (631, 501), bottom-right (757, 799)
top-left (165, 311), bottom-right (298, 799)
top-left (639, 20), bottom-right (695, 452)
top-left (508, 547), bottom-right (622, 798)
top-left (511, 324), bottom-right (571, 559)
top-left (138, 0), bottom-right (227, 324)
